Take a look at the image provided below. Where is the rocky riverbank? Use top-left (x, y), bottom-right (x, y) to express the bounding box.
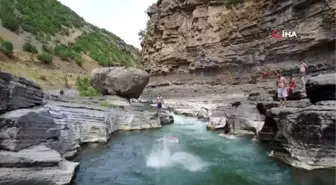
top-left (0, 70), bottom-right (173, 185)
top-left (141, 72), bottom-right (336, 170)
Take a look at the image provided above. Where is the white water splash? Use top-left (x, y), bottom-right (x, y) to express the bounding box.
top-left (146, 136), bottom-right (208, 172)
top-left (219, 133), bottom-right (238, 140)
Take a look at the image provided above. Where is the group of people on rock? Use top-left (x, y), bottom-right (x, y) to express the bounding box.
top-left (276, 60), bottom-right (308, 107)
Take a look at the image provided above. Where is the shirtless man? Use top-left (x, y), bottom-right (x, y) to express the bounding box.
top-left (276, 74), bottom-right (288, 107)
top-left (299, 60), bottom-right (308, 90)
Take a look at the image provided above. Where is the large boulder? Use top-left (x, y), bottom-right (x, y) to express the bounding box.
top-left (306, 73), bottom-right (336, 104)
top-left (0, 71), bottom-right (44, 114)
top-left (208, 103), bottom-right (265, 134)
top-left (266, 103), bottom-right (336, 170)
top-left (0, 108), bottom-right (60, 151)
top-left (0, 106), bottom-right (78, 185)
top-left (90, 67), bottom-right (150, 99)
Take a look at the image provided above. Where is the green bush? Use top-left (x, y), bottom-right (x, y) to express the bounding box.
top-left (0, 40), bottom-right (14, 56)
top-left (37, 52), bottom-right (53, 64)
top-left (99, 101), bottom-right (117, 108)
top-left (42, 44), bottom-right (53, 53)
top-left (74, 54), bottom-right (83, 66)
top-left (54, 45), bottom-right (75, 61)
top-left (59, 50), bottom-right (71, 61)
top-left (1, 14), bottom-right (20, 32)
top-left (23, 42), bottom-right (38, 54)
top-left (76, 76), bottom-right (98, 97)
top-left (73, 32), bottom-right (136, 67)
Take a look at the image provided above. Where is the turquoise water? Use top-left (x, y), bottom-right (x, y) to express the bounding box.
top-left (72, 115), bottom-right (335, 185)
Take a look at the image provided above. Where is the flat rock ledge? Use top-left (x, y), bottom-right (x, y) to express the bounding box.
top-left (0, 100), bottom-right (173, 185)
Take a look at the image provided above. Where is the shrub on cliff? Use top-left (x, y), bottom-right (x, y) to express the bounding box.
top-left (23, 42), bottom-right (38, 54)
top-left (75, 54), bottom-right (83, 66)
top-left (0, 0), bottom-right (20, 32)
top-left (42, 44), bottom-right (53, 54)
top-left (0, 39), bottom-right (14, 56)
top-left (37, 52), bottom-right (53, 64)
top-left (76, 76), bottom-right (98, 97)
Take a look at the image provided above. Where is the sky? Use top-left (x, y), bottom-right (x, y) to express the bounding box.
top-left (58, 0), bottom-right (157, 48)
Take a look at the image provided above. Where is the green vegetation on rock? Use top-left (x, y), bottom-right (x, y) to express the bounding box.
top-left (0, 0), bottom-right (140, 68)
top-left (37, 52), bottom-right (53, 64)
top-left (42, 45), bottom-right (53, 54)
top-left (23, 42), bottom-right (38, 54)
top-left (76, 76), bottom-right (98, 97)
top-left (16, 0), bottom-right (84, 35)
top-left (99, 101), bottom-right (118, 108)
top-left (0, 38), bottom-right (14, 56)
top-left (73, 32), bottom-right (136, 67)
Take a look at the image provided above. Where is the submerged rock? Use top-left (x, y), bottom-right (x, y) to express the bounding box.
top-left (90, 67), bottom-right (150, 99)
top-left (0, 71), bottom-right (44, 114)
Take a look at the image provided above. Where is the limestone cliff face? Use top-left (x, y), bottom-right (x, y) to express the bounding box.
top-left (141, 0), bottom-right (335, 82)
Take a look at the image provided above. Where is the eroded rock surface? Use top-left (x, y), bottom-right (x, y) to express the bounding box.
top-left (0, 71), bottom-right (44, 114)
top-left (141, 0), bottom-right (335, 85)
top-left (306, 73), bottom-right (336, 103)
top-left (267, 105), bottom-right (336, 170)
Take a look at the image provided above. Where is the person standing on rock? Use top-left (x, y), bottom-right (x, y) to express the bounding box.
top-left (276, 73), bottom-right (288, 107)
top-left (299, 60), bottom-right (308, 90)
top-left (156, 94), bottom-right (163, 114)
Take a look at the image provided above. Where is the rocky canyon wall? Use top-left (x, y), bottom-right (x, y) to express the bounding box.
top-left (141, 0), bottom-right (335, 85)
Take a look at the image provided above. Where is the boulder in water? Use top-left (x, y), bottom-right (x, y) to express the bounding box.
top-left (90, 67), bottom-right (150, 99)
top-left (261, 104), bottom-right (336, 170)
top-left (159, 111), bottom-right (174, 125)
top-left (207, 116), bottom-right (226, 130)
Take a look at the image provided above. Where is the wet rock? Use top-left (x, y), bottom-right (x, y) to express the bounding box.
top-left (90, 67), bottom-right (149, 99)
top-left (265, 104), bottom-right (336, 170)
top-left (209, 103), bottom-right (265, 135)
top-left (306, 73), bottom-right (336, 104)
top-left (0, 71), bottom-right (44, 114)
top-left (159, 110), bottom-right (174, 125)
top-left (207, 116), bottom-right (226, 130)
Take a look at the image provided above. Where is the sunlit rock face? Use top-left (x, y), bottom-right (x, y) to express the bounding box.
top-left (141, 0), bottom-right (335, 84)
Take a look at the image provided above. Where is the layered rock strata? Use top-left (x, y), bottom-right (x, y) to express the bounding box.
top-left (141, 0), bottom-right (335, 85)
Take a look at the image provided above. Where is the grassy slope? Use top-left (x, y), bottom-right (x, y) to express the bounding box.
top-left (0, 0), bottom-right (141, 88)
